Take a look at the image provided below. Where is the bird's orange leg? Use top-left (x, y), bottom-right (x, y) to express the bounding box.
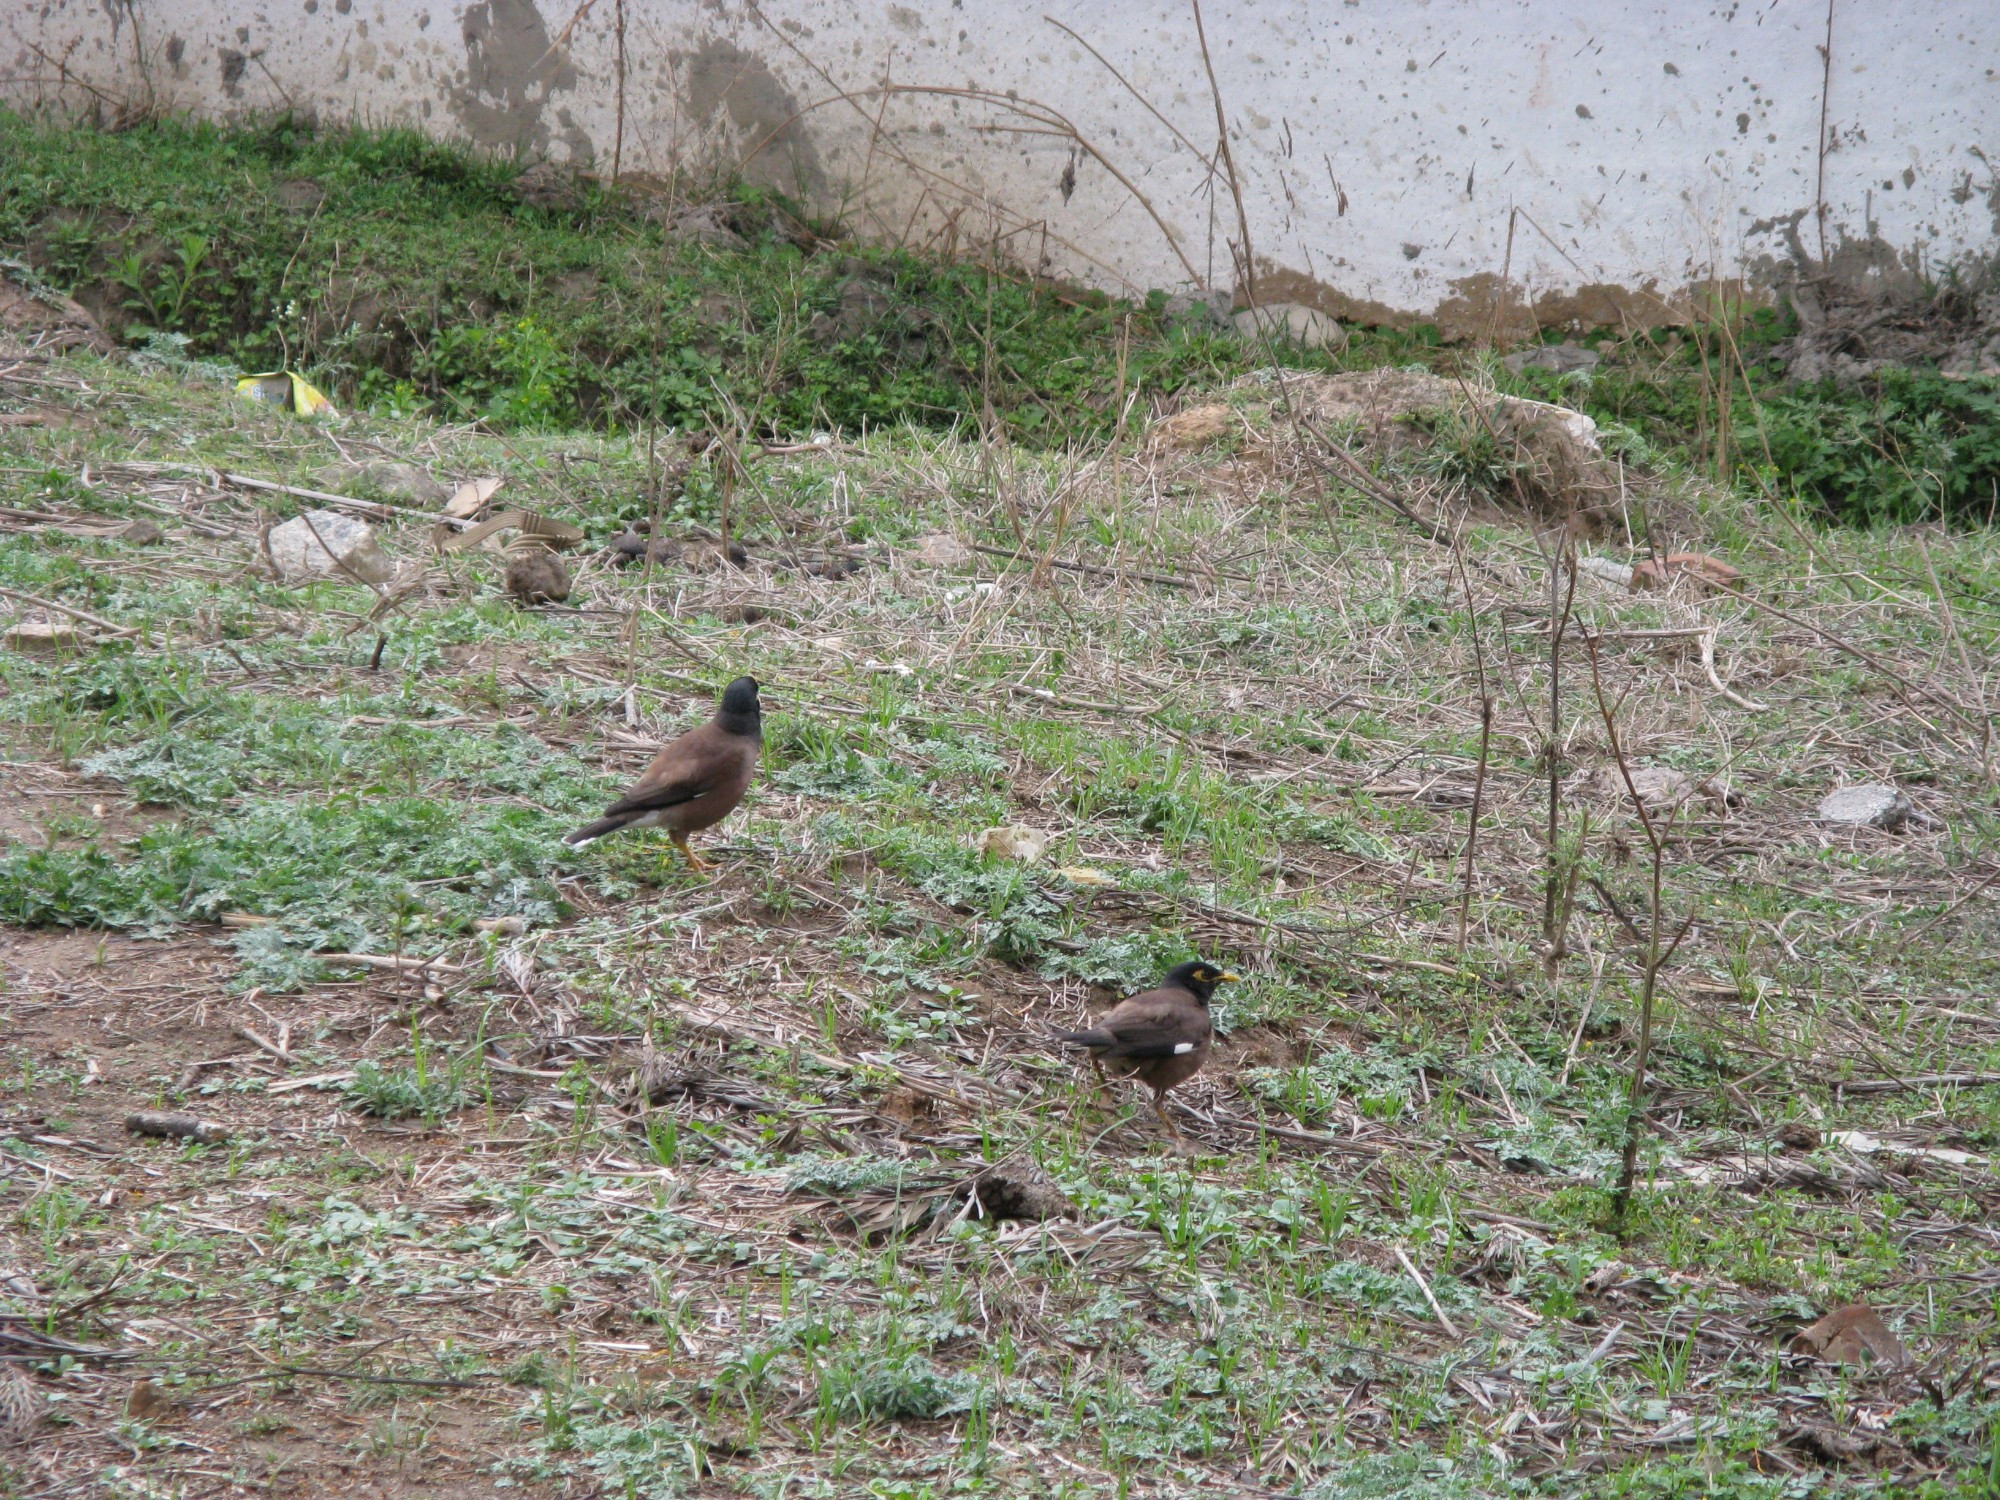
top-left (1153, 1092), bottom-right (1190, 1150)
top-left (672, 832), bottom-right (714, 873)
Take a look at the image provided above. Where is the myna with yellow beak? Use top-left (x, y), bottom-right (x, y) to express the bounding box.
top-left (1058, 960), bottom-right (1238, 1142)
top-left (564, 676), bottom-right (762, 870)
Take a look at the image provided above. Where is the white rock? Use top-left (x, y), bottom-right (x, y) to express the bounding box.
top-left (312, 461), bottom-right (448, 506)
top-left (913, 533), bottom-right (973, 568)
top-left (1495, 396), bottom-right (1602, 454)
top-left (266, 509), bottom-right (395, 586)
top-left (1578, 556), bottom-right (1635, 589)
top-left (3, 618), bottom-right (88, 653)
top-left (975, 825), bottom-right (1049, 864)
top-left (1816, 784), bottom-right (1915, 831)
top-left (1231, 302), bottom-right (1348, 351)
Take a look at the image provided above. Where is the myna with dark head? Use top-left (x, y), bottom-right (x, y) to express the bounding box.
top-left (564, 676), bottom-right (762, 869)
top-left (1058, 960), bottom-right (1238, 1143)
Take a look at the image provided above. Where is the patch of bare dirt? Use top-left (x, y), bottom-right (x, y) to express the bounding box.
top-left (1773, 264), bottom-right (2000, 383)
top-left (0, 768), bottom-right (174, 852)
top-left (0, 266), bottom-right (115, 357)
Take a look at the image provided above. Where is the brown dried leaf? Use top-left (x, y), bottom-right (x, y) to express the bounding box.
top-left (1793, 1304), bottom-right (1912, 1370)
top-left (443, 476), bottom-right (504, 520)
top-left (1630, 550), bottom-right (1743, 594)
top-left (1784, 1423), bottom-right (1879, 1464)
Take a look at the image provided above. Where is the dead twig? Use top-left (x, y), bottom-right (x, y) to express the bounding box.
top-left (0, 585), bottom-right (145, 641)
top-left (1698, 626), bottom-right (1769, 712)
top-left (1392, 1245), bottom-right (1462, 1340)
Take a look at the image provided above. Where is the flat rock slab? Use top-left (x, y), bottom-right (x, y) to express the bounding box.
top-left (312, 461), bottom-right (448, 506)
top-left (1816, 784), bottom-right (1916, 831)
top-left (1232, 302), bottom-right (1347, 350)
top-left (1502, 341), bottom-right (1602, 375)
top-left (267, 509), bottom-right (395, 586)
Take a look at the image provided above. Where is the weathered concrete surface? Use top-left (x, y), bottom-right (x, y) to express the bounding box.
top-left (6, 2), bottom-right (1996, 332)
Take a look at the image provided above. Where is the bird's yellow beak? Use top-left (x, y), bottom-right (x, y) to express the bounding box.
top-left (1219, 971), bottom-right (1242, 983)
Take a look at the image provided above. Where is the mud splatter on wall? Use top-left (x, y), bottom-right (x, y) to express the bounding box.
top-left (5, 1), bottom-right (1995, 331)
top-left (448, 0), bottom-right (594, 164)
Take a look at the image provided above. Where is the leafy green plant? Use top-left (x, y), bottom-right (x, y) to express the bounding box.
top-left (343, 1057), bottom-right (469, 1123)
top-left (1756, 370), bottom-right (2000, 525)
top-left (816, 1347), bottom-right (980, 1425)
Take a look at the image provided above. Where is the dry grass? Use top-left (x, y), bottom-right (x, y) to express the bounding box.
top-left (1, 334), bottom-right (1998, 1498)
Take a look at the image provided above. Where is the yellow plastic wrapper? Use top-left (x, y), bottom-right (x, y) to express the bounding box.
top-left (236, 370), bottom-right (337, 417)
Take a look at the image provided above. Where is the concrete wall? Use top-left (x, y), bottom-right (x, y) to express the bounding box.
top-left (8, 1), bottom-right (1997, 334)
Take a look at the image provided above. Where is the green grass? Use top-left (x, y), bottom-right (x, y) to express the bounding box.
top-left (14, 109), bottom-right (1996, 525)
top-left (0, 109), bottom-right (1264, 443)
top-left (4, 138), bottom-right (2000, 1498)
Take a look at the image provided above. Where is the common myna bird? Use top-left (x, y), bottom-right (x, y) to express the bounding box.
top-left (1058, 960), bottom-right (1238, 1143)
top-left (563, 676), bottom-right (762, 869)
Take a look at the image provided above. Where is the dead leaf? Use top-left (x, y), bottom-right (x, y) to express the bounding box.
top-left (1055, 865), bottom-right (1117, 888)
top-left (444, 476), bottom-right (504, 519)
top-left (125, 1377), bottom-right (170, 1420)
top-left (1630, 551), bottom-right (1743, 594)
top-left (975, 826), bottom-right (1048, 864)
top-left (1793, 1304), bottom-right (1912, 1370)
top-left (1150, 402), bottom-right (1235, 450)
top-left (439, 508), bottom-right (586, 554)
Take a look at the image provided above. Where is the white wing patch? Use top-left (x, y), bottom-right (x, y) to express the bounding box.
top-left (1173, 1042), bottom-right (1196, 1054)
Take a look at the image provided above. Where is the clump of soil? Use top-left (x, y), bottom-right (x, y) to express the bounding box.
top-left (0, 265), bottom-right (114, 355)
top-left (1232, 369), bottom-right (1629, 532)
top-left (1771, 261), bottom-right (2000, 384)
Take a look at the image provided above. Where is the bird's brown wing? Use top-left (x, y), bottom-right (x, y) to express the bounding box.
top-left (1091, 989), bottom-right (1209, 1058)
top-left (601, 723), bottom-right (732, 816)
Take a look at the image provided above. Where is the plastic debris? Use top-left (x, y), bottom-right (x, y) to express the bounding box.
top-left (236, 370), bottom-right (337, 417)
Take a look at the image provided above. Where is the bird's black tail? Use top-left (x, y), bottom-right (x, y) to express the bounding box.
top-left (1056, 1028), bottom-right (1114, 1052)
top-left (563, 814), bottom-right (636, 847)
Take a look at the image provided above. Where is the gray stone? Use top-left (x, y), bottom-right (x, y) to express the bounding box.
top-left (267, 510), bottom-right (395, 586)
top-left (1231, 302), bottom-right (1348, 351)
top-left (1578, 555), bottom-right (1635, 589)
top-left (313, 461), bottom-right (449, 507)
top-left (1816, 783), bottom-right (1916, 831)
top-left (1163, 288), bottom-right (1232, 330)
top-left (3, 618), bottom-right (87, 654)
top-left (665, 202), bottom-right (746, 251)
top-left (1502, 341), bottom-right (1602, 375)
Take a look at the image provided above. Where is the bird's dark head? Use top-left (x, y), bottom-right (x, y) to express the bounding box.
top-left (716, 676), bottom-right (763, 735)
top-left (1163, 960), bottom-right (1241, 1004)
